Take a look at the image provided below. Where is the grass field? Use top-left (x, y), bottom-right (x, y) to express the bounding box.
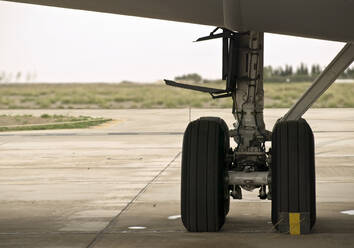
top-left (0, 81), bottom-right (353, 109)
top-left (0, 114), bottom-right (111, 132)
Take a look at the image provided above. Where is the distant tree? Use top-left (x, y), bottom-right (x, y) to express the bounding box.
top-left (16, 72), bottom-right (22, 82)
top-left (175, 73), bottom-right (202, 83)
top-left (272, 67), bottom-right (283, 76)
top-left (340, 66), bottom-right (354, 79)
top-left (265, 63), bottom-right (352, 83)
top-left (347, 67), bottom-right (354, 78)
top-left (283, 64), bottom-right (293, 76)
top-left (296, 63), bottom-right (309, 76)
top-left (263, 66), bottom-right (273, 78)
top-left (311, 64), bottom-right (322, 77)
top-left (0, 71), bottom-right (5, 83)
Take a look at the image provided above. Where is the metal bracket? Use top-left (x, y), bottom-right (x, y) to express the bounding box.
top-left (283, 43), bottom-right (354, 121)
top-left (164, 27), bottom-right (241, 98)
top-left (164, 79), bottom-right (231, 99)
top-left (194, 27), bottom-right (236, 42)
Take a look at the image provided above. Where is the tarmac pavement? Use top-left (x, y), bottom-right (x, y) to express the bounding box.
top-left (0, 109), bottom-right (353, 247)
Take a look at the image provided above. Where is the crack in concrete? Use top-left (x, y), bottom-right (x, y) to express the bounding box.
top-left (85, 151), bottom-right (181, 248)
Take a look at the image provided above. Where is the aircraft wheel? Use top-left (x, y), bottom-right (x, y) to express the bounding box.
top-left (181, 117), bottom-right (230, 232)
top-left (271, 118), bottom-right (316, 234)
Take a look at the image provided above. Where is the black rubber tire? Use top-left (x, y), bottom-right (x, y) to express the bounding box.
top-left (181, 117), bottom-right (230, 232)
top-left (271, 118), bottom-right (316, 232)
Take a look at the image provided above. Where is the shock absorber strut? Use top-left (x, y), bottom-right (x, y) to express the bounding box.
top-left (231, 31), bottom-right (270, 169)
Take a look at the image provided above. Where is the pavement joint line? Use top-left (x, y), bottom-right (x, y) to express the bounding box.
top-left (2, 179), bottom-right (352, 187)
top-left (316, 137), bottom-right (354, 149)
top-left (105, 230), bottom-right (271, 234)
top-left (0, 182), bottom-right (160, 185)
top-left (85, 151), bottom-right (181, 248)
top-left (0, 231), bottom-right (98, 236)
top-left (0, 229), bottom-right (275, 235)
top-left (0, 132), bottom-right (185, 137)
top-left (0, 130), bottom-right (353, 137)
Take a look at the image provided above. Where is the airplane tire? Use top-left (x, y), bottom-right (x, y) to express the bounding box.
top-left (181, 117), bottom-right (230, 232)
top-left (271, 118), bottom-right (316, 234)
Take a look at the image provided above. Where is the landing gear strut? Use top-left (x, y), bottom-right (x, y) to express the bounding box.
top-left (166, 28), bottom-right (354, 234)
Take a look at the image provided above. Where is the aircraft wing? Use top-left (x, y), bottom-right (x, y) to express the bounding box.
top-left (2, 0), bottom-right (354, 42)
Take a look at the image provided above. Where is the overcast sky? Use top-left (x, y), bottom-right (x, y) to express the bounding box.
top-left (0, 1), bottom-right (349, 83)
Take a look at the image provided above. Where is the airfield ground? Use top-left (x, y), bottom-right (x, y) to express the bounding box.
top-left (0, 109), bottom-right (353, 247)
top-left (1, 82), bottom-right (354, 109)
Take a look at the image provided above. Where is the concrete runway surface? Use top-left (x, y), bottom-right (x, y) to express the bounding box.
top-left (0, 109), bottom-right (353, 248)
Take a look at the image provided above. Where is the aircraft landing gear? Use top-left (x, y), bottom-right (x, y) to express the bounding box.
top-left (166, 28), bottom-right (353, 234)
top-left (177, 30), bottom-right (271, 232)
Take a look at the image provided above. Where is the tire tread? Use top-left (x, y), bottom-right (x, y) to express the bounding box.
top-left (181, 117), bottom-right (229, 232)
top-left (271, 118), bottom-right (316, 232)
